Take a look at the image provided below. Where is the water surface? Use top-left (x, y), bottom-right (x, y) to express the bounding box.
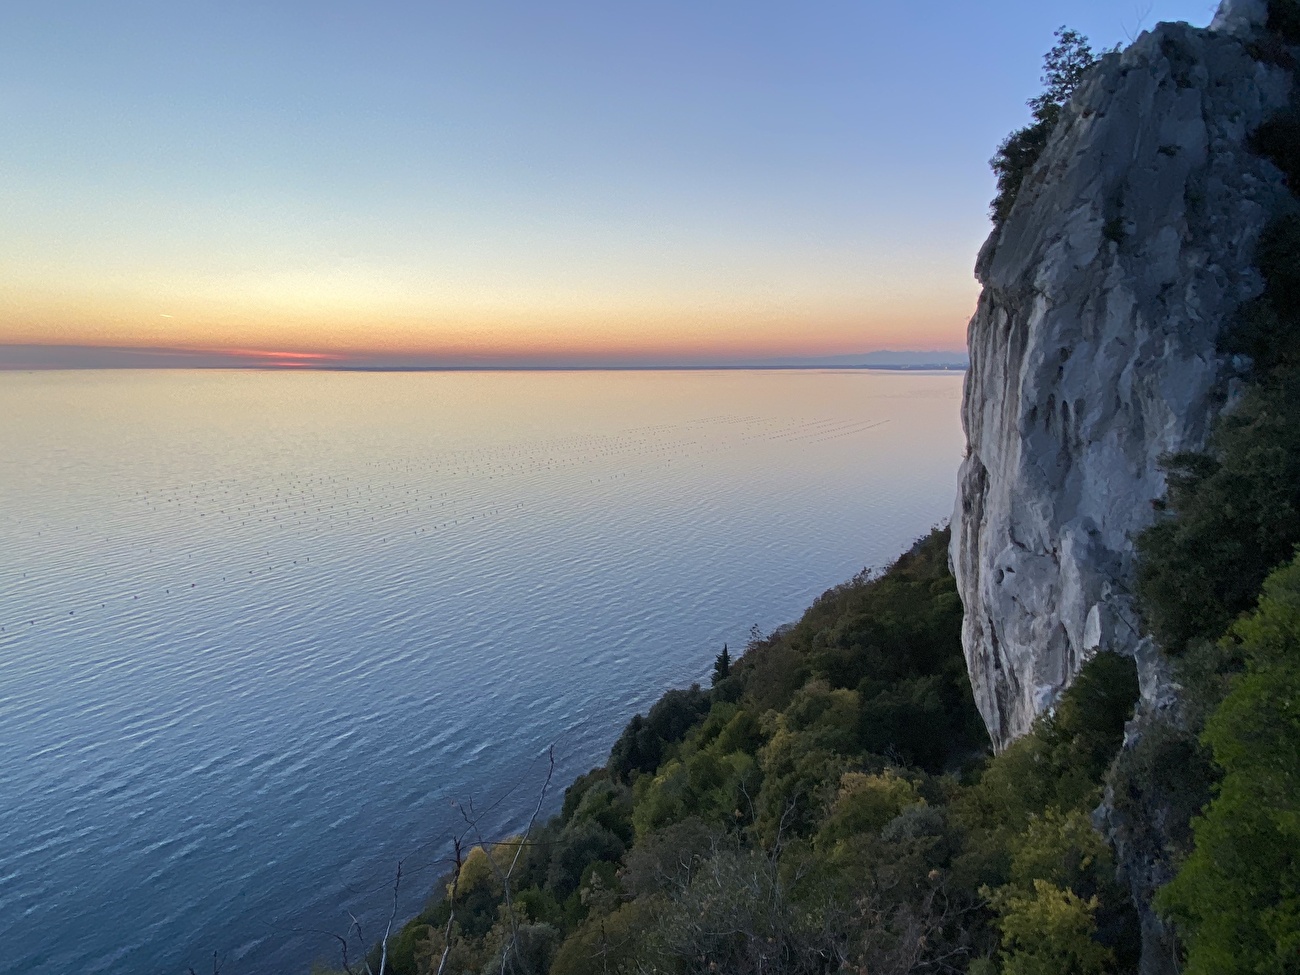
top-left (0, 369), bottom-right (963, 974)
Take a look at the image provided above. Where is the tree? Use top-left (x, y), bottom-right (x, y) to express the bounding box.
top-left (992, 880), bottom-right (1114, 975)
top-left (1157, 554), bottom-right (1300, 974)
top-left (1029, 28), bottom-right (1095, 120)
top-left (712, 644), bottom-right (731, 686)
top-left (1136, 372), bottom-right (1300, 652)
top-left (990, 27), bottom-right (1097, 224)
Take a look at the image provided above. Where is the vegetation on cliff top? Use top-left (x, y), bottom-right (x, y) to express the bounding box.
top-left (988, 27), bottom-right (1097, 226)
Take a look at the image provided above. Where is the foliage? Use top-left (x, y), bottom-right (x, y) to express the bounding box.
top-left (1252, 113), bottom-right (1300, 190)
top-left (1029, 28), bottom-right (1096, 119)
top-left (1007, 809), bottom-right (1113, 897)
top-left (1137, 369), bottom-right (1300, 653)
top-left (773, 527), bottom-right (988, 770)
top-left (955, 653), bottom-right (1137, 834)
top-left (950, 653), bottom-right (1138, 912)
top-left (1157, 554), bottom-right (1300, 975)
top-left (990, 28), bottom-right (1097, 224)
top-left (1224, 214), bottom-right (1300, 380)
top-left (1126, 73), bottom-right (1300, 973)
top-left (990, 117), bottom-right (1059, 224)
top-left (606, 684), bottom-right (710, 782)
top-left (1105, 716), bottom-right (1215, 868)
top-left (711, 643), bottom-right (731, 685)
top-left (371, 528), bottom-right (1151, 975)
top-left (815, 769), bottom-right (924, 850)
top-left (992, 880), bottom-right (1114, 975)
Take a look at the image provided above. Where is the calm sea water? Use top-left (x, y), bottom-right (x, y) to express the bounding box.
top-left (0, 369), bottom-right (963, 974)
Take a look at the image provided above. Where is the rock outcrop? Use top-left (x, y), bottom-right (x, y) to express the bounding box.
top-left (951, 2), bottom-right (1294, 750)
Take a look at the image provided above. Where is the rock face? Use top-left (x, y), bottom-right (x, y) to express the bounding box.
top-left (951, 10), bottom-right (1293, 750)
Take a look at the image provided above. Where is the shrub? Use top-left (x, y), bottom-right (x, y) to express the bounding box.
top-left (1137, 372), bottom-right (1300, 651)
top-left (1224, 215), bottom-right (1300, 374)
top-left (992, 880), bottom-right (1114, 975)
top-left (989, 28), bottom-right (1097, 225)
top-left (815, 769), bottom-right (925, 849)
top-left (1157, 555), bottom-right (1300, 975)
top-left (991, 116), bottom-right (1059, 224)
top-left (607, 685), bottom-right (711, 781)
top-left (951, 653), bottom-right (1138, 891)
top-left (545, 821), bottom-right (626, 899)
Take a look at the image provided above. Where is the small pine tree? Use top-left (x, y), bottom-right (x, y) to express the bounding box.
top-left (711, 644), bottom-right (731, 686)
top-left (990, 27), bottom-right (1097, 224)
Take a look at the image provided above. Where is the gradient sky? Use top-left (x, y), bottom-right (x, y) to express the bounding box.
top-left (1, 0), bottom-right (1219, 363)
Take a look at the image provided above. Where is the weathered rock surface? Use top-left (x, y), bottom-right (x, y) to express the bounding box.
top-left (951, 9), bottom-right (1294, 750)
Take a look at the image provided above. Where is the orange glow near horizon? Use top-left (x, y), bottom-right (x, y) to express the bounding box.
top-left (0, 174), bottom-right (984, 362)
top-left (0, 276), bottom-right (978, 362)
top-left (218, 349), bottom-right (351, 367)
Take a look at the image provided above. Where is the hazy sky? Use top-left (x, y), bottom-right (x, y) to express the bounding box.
top-left (1, 0), bottom-right (1218, 363)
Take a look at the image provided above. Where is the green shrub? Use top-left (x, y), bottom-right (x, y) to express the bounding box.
top-left (815, 769), bottom-right (925, 850)
top-left (548, 897), bottom-right (659, 975)
top-left (952, 653), bottom-right (1138, 892)
top-left (1157, 554), bottom-right (1300, 975)
top-left (1137, 372), bottom-right (1300, 651)
top-left (784, 527), bottom-right (988, 770)
top-left (545, 821), bottom-right (626, 900)
top-left (1224, 215), bottom-right (1300, 373)
top-left (607, 685), bottom-right (711, 781)
top-left (992, 880), bottom-right (1114, 975)
top-left (1105, 717), bottom-right (1215, 866)
top-left (991, 115), bottom-right (1059, 224)
top-left (989, 28), bottom-right (1097, 225)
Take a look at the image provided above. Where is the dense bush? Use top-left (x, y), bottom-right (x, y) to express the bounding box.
top-left (1136, 377), bottom-right (1300, 651)
top-left (990, 116), bottom-right (1058, 225)
top-left (606, 685), bottom-right (710, 781)
top-left (1157, 555), bottom-right (1300, 974)
top-left (352, 529), bottom-right (1150, 975)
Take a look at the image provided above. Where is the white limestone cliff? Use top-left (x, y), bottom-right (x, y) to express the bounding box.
top-left (951, 6), bottom-right (1293, 750)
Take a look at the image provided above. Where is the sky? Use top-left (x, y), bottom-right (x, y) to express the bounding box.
top-left (0, 0), bottom-right (1220, 366)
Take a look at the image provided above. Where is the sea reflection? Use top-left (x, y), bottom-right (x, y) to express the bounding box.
top-left (0, 368), bottom-right (962, 974)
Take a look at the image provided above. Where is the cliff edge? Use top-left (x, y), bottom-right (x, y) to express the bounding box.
top-left (952, 0), bottom-right (1293, 749)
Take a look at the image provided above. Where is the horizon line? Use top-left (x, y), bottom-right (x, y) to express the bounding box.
top-left (0, 361), bottom-right (968, 374)
top-left (0, 343), bottom-right (970, 373)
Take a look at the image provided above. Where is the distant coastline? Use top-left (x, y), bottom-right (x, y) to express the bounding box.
top-left (0, 344), bottom-right (969, 372)
top-left (324, 362), bottom-right (968, 373)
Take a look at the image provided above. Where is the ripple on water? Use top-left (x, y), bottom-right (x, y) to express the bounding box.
top-left (0, 369), bottom-right (963, 974)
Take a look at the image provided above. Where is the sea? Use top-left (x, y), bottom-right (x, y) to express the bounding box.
top-left (0, 368), bottom-right (964, 974)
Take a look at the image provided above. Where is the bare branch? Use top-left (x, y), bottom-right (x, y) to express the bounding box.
top-left (460, 746), bottom-right (557, 975)
top-left (434, 837), bottom-right (465, 975)
top-left (365, 860), bottom-right (402, 975)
